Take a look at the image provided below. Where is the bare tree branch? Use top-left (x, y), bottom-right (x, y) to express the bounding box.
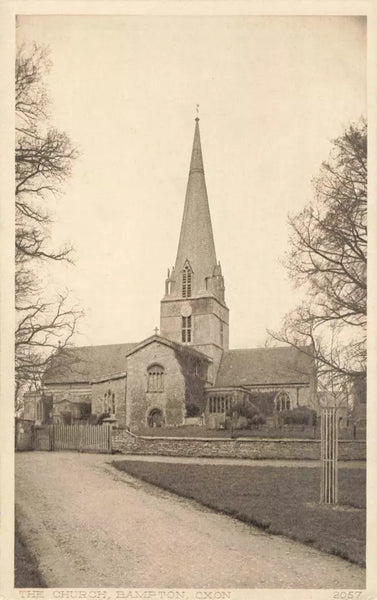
top-left (15, 43), bottom-right (82, 405)
top-left (271, 120), bottom-right (367, 389)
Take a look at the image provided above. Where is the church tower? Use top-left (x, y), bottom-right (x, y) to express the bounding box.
top-left (160, 117), bottom-right (229, 380)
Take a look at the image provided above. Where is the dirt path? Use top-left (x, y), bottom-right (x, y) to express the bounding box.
top-left (15, 452), bottom-right (365, 588)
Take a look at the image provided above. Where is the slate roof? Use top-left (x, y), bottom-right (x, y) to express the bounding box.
top-left (215, 345), bottom-right (314, 387)
top-left (43, 343), bottom-right (137, 384)
top-left (43, 335), bottom-right (212, 385)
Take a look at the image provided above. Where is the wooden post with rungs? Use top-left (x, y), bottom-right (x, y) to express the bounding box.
top-left (320, 407), bottom-right (338, 504)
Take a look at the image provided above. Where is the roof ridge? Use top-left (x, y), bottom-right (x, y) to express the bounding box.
top-left (225, 344), bottom-right (312, 352)
top-left (61, 342), bottom-right (137, 351)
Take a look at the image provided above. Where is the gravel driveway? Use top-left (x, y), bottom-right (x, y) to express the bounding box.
top-left (15, 452), bottom-right (365, 588)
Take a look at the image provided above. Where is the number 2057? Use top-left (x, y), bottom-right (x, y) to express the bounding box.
top-left (333, 592), bottom-right (362, 599)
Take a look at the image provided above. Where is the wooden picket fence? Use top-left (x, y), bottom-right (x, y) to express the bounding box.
top-left (31, 424), bottom-right (112, 453)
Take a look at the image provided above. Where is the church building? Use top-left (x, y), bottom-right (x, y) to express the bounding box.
top-left (23, 118), bottom-right (316, 429)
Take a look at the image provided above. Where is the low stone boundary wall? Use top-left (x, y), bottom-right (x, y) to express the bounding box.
top-left (112, 428), bottom-right (366, 461)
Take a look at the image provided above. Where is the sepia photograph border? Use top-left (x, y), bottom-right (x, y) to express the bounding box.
top-left (1, 1), bottom-right (377, 599)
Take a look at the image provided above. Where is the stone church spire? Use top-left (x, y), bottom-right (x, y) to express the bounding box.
top-left (174, 117), bottom-right (218, 296)
top-left (160, 116), bottom-right (229, 379)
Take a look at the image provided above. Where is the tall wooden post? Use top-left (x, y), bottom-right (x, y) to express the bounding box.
top-left (320, 407), bottom-right (338, 504)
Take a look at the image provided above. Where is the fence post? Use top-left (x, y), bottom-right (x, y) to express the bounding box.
top-left (320, 407), bottom-right (338, 504)
top-left (108, 424), bottom-right (112, 453)
top-left (50, 424), bottom-right (55, 451)
top-left (31, 422), bottom-right (36, 451)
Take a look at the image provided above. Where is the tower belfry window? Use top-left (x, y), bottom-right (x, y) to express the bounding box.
top-left (182, 264), bottom-right (192, 298)
top-left (182, 316), bottom-right (192, 343)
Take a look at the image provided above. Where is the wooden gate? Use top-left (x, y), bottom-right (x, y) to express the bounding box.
top-left (53, 424), bottom-right (112, 453)
top-left (27, 424), bottom-right (112, 453)
top-left (34, 425), bottom-right (53, 450)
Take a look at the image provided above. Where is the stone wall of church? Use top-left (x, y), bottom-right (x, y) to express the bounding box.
top-left (126, 343), bottom-right (186, 429)
top-left (244, 384), bottom-right (312, 415)
top-left (126, 342), bottom-right (208, 430)
top-left (91, 376), bottom-right (127, 424)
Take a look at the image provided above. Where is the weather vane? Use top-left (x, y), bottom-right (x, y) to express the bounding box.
top-left (196, 104), bottom-right (199, 116)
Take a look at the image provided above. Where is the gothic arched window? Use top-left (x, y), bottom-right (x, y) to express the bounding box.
top-left (275, 391), bottom-right (291, 412)
top-left (147, 364), bottom-right (165, 392)
top-left (182, 264), bottom-right (192, 298)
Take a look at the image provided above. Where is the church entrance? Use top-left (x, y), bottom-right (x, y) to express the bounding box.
top-left (148, 408), bottom-right (164, 428)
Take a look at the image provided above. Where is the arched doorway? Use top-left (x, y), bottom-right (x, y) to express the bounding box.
top-left (148, 408), bottom-right (164, 428)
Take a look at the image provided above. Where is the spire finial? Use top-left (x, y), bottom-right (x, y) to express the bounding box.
top-left (196, 104), bottom-right (199, 121)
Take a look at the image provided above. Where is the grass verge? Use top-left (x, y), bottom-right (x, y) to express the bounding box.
top-left (113, 461), bottom-right (366, 567)
top-left (15, 519), bottom-right (46, 588)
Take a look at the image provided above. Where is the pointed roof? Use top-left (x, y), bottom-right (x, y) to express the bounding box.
top-left (174, 118), bottom-right (217, 294)
top-left (125, 334), bottom-right (212, 361)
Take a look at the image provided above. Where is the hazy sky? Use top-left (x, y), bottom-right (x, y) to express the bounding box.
top-left (17, 15), bottom-right (366, 349)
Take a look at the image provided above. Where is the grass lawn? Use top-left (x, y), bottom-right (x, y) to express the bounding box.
top-left (113, 461), bottom-right (366, 566)
top-left (15, 519), bottom-right (46, 588)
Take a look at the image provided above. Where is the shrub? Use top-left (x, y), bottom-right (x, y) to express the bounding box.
top-left (226, 402), bottom-right (258, 420)
top-left (250, 413), bottom-right (266, 427)
top-left (186, 403), bottom-right (201, 418)
top-left (280, 407), bottom-right (317, 426)
top-left (79, 402), bottom-right (91, 420)
top-left (235, 416), bottom-right (248, 430)
top-left (95, 411), bottom-right (110, 425)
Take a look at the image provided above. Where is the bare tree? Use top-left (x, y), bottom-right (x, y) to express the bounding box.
top-left (269, 120), bottom-right (367, 393)
top-left (15, 43), bottom-right (82, 408)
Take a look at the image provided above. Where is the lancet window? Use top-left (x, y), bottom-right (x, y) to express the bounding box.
top-left (182, 264), bottom-right (192, 298)
top-left (104, 389), bottom-right (116, 414)
top-left (182, 316), bottom-right (192, 343)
